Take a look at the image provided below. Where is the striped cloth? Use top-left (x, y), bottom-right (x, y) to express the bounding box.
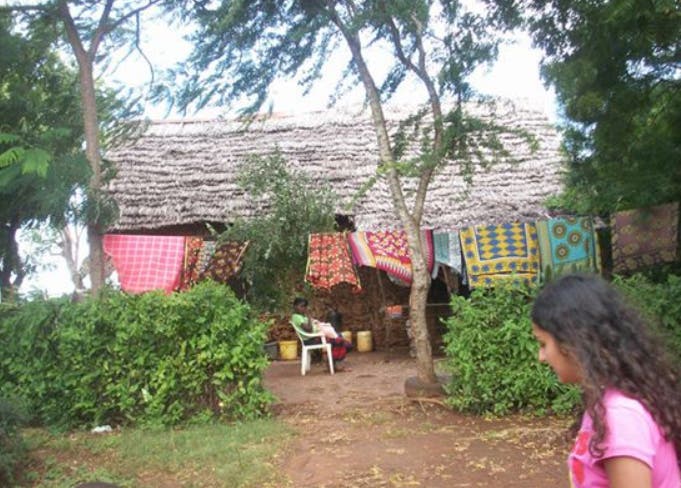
top-left (536, 216), bottom-right (601, 281)
top-left (305, 233), bottom-right (361, 291)
top-left (611, 202), bottom-right (679, 272)
top-left (103, 234), bottom-right (185, 294)
top-left (460, 222), bottom-right (539, 287)
top-left (348, 230), bottom-right (433, 284)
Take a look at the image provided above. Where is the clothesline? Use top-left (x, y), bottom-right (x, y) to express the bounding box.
top-left (305, 201), bottom-right (680, 292)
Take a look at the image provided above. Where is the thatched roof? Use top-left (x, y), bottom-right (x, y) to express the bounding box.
top-left (105, 99), bottom-right (564, 232)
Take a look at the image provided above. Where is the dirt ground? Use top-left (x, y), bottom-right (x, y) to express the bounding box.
top-left (264, 349), bottom-right (571, 488)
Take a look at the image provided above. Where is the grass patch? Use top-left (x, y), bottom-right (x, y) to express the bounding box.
top-left (18, 419), bottom-right (292, 487)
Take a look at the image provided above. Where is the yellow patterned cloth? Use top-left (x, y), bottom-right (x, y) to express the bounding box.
top-left (460, 222), bottom-right (540, 287)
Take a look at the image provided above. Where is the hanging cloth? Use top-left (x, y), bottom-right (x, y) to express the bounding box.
top-left (536, 216), bottom-right (601, 281)
top-left (431, 231), bottom-right (464, 279)
top-left (305, 233), bottom-right (361, 291)
top-left (199, 241), bottom-right (249, 283)
top-left (103, 234), bottom-right (185, 294)
top-left (460, 222), bottom-right (539, 287)
top-left (197, 241), bottom-right (217, 274)
top-left (611, 202), bottom-right (679, 273)
top-left (178, 237), bottom-right (204, 290)
top-left (348, 230), bottom-right (433, 284)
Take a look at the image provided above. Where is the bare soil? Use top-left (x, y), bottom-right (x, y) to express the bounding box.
top-left (264, 349), bottom-right (571, 487)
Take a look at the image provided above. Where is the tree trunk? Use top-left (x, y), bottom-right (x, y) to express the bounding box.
top-left (59, 226), bottom-right (85, 290)
top-left (332, 15), bottom-right (438, 385)
top-left (406, 225), bottom-right (437, 384)
top-left (79, 64), bottom-right (106, 293)
top-left (0, 220), bottom-right (24, 301)
top-left (60, 1), bottom-right (106, 294)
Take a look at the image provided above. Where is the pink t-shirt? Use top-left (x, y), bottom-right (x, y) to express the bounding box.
top-left (568, 389), bottom-right (680, 488)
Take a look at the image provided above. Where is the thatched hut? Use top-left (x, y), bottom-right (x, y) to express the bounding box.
top-left (105, 100), bottom-right (564, 351)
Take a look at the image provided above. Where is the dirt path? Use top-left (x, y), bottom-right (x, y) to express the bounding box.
top-left (264, 349), bottom-right (571, 487)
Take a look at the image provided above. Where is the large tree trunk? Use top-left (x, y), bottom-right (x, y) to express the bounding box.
top-left (78, 62), bottom-right (106, 293)
top-left (406, 225), bottom-right (437, 383)
top-left (60, 1), bottom-right (106, 294)
top-left (333, 13), bottom-right (438, 385)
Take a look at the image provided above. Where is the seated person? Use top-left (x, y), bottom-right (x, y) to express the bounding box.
top-left (291, 297), bottom-right (352, 370)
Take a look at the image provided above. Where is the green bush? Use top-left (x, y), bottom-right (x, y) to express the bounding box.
top-left (442, 274), bottom-right (681, 416)
top-left (0, 397), bottom-right (27, 486)
top-left (442, 281), bottom-right (579, 416)
top-left (0, 281), bottom-right (273, 429)
top-left (613, 273), bottom-right (681, 364)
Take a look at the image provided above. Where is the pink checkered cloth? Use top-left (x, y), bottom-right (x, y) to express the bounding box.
top-left (103, 234), bottom-right (186, 294)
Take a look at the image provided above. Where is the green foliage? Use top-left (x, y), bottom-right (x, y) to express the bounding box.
top-left (442, 281), bottom-right (579, 415)
top-left (442, 273), bottom-right (681, 415)
top-left (613, 273), bottom-right (681, 364)
top-left (523, 0), bottom-right (681, 214)
top-left (221, 152), bottom-right (336, 311)
top-left (0, 281), bottom-right (273, 429)
top-left (0, 13), bottom-right (89, 297)
top-left (0, 396), bottom-right (27, 486)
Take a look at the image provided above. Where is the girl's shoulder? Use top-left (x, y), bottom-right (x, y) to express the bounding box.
top-left (602, 389), bottom-right (659, 435)
top-left (603, 389), bottom-right (650, 415)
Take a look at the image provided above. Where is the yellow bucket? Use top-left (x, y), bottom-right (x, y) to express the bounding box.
top-left (341, 330), bottom-right (352, 345)
top-left (279, 340), bottom-right (298, 360)
top-left (356, 330), bottom-right (372, 352)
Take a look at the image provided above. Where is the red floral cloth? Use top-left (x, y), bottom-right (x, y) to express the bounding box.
top-left (103, 234), bottom-right (185, 294)
top-left (178, 237), bottom-right (204, 290)
top-left (305, 233), bottom-right (361, 291)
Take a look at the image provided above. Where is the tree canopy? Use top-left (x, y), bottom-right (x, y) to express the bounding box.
top-left (0, 13), bottom-right (87, 297)
top-left (524, 0), bottom-right (681, 214)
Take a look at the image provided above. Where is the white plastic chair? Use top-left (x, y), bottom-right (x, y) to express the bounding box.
top-left (290, 321), bottom-right (335, 376)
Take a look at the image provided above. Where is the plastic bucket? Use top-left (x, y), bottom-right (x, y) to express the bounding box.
top-left (341, 330), bottom-right (352, 345)
top-left (356, 330), bottom-right (373, 352)
top-left (264, 341), bottom-right (278, 360)
top-left (279, 340), bottom-right (298, 360)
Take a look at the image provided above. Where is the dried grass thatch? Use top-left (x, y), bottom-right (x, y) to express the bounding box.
top-left (105, 99), bottom-right (564, 231)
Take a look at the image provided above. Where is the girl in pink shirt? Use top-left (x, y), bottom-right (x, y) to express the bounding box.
top-left (531, 274), bottom-right (681, 488)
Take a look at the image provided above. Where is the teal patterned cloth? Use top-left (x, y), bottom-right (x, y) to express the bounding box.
top-left (535, 216), bottom-right (600, 281)
top-left (432, 231), bottom-right (463, 279)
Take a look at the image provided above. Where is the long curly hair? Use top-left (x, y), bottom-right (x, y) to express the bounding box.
top-left (531, 273), bottom-right (681, 465)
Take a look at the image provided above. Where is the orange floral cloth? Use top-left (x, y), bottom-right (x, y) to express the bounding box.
top-left (305, 233), bottom-right (361, 291)
top-left (348, 230), bottom-right (433, 284)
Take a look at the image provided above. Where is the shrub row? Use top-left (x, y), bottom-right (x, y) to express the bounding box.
top-left (442, 274), bottom-right (681, 415)
top-left (0, 397), bottom-right (26, 486)
top-left (0, 281), bottom-right (273, 429)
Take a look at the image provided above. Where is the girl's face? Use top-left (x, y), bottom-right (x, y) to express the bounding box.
top-left (532, 323), bottom-right (582, 384)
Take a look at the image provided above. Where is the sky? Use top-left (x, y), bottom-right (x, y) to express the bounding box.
top-left (19, 11), bottom-right (558, 298)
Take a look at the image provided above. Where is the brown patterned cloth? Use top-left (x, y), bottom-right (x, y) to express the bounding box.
top-left (199, 241), bottom-right (249, 283)
top-left (197, 241), bottom-right (216, 274)
top-left (305, 233), bottom-right (361, 291)
top-left (611, 202), bottom-right (679, 273)
top-left (179, 237), bottom-right (204, 290)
